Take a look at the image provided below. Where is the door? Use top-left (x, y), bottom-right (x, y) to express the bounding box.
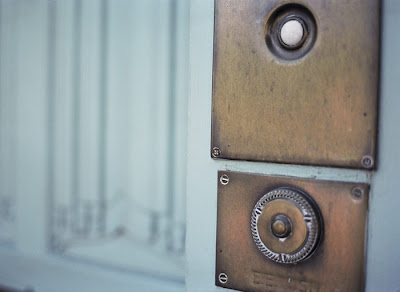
top-left (185, 0), bottom-right (400, 291)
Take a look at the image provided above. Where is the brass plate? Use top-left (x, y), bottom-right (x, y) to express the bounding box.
top-left (211, 0), bottom-right (380, 169)
top-left (216, 171), bottom-right (369, 292)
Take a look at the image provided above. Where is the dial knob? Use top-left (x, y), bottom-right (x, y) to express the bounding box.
top-left (251, 187), bottom-right (323, 264)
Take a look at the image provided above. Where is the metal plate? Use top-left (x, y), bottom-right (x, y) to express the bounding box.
top-left (211, 0), bottom-right (380, 169)
top-left (216, 171), bottom-right (369, 292)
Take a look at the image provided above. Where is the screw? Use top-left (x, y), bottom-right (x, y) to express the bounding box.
top-left (352, 187), bottom-right (364, 200)
top-left (361, 155), bottom-right (374, 169)
top-left (212, 147), bottom-right (221, 158)
top-left (218, 273), bottom-right (228, 284)
top-left (220, 174), bottom-right (229, 185)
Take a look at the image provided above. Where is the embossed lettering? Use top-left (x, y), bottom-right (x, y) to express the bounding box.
top-left (252, 271), bottom-right (320, 292)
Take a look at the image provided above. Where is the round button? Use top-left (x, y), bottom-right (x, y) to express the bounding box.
top-left (251, 188), bottom-right (323, 264)
top-left (271, 215), bottom-right (292, 238)
top-left (279, 19), bottom-right (304, 48)
top-left (272, 220), bottom-right (286, 236)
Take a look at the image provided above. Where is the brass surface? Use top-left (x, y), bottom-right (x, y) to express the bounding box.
top-left (258, 200), bottom-right (307, 254)
top-left (271, 219), bottom-right (285, 236)
top-left (271, 215), bottom-right (290, 238)
top-left (216, 171), bottom-right (369, 292)
top-left (211, 0), bottom-right (380, 169)
top-left (252, 188), bottom-right (322, 263)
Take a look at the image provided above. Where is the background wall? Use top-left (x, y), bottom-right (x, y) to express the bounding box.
top-left (186, 0), bottom-right (400, 291)
top-left (0, 0), bottom-right (188, 290)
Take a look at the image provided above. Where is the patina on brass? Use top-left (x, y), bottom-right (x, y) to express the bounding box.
top-left (211, 0), bottom-right (380, 169)
top-left (251, 188), bottom-right (322, 263)
top-left (259, 200), bottom-right (307, 255)
top-left (216, 171), bottom-right (369, 291)
top-left (271, 215), bottom-right (291, 238)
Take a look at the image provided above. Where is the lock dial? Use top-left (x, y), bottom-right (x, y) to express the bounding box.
top-left (251, 187), bottom-right (323, 264)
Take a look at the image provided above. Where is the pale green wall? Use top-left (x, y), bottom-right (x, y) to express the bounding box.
top-left (366, 1), bottom-right (400, 290)
top-left (186, 0), bottom-right (400, 291)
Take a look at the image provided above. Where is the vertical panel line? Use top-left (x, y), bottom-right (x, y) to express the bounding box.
top-left (166, 0), bottom-right (178, 251)
top-left (8, 1), bottom-right (18, 245)
top-left (98, 0), bottom-right (108, 234)
top-left (0, 0), bottom-right (2, 176)
top-left (46, 0), bottom-right (56, 251)
top-left (72, 0), bottom-right (82, 234)
top-left (0, 1), bottom-right (3, 226)
top-left (0, 0), bottom-right (4, 242)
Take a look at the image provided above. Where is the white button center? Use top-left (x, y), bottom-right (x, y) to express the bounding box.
top-left (280, 19), bottom-right (304, 47)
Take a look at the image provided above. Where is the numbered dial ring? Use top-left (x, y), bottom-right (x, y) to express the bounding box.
top-left (251, 187), bottom-right (323, 264)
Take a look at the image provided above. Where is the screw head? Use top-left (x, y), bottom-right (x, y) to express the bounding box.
top-left (352, 187), bottom-right (364, 200)
top-left (361, 155), bottom-right (374, 169)
top-left (220, 174), bottom-right (229, 185)
top-left (218, 273), bottom-right (228, 284)
top-left (212, 147), bottom-right (221, 158)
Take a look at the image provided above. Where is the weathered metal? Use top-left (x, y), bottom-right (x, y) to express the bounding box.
top-left (211, 0), bottom-right (380, 169)
top-left (250, 187), bottom-right (323, 264)
top-left (216, 171), bottom-right (369, 291)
